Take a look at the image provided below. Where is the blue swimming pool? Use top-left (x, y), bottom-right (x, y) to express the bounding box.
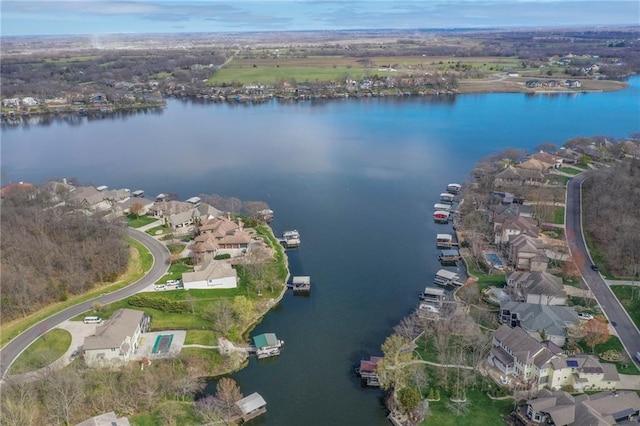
top-left (485, 252), bottom-right (504, 269)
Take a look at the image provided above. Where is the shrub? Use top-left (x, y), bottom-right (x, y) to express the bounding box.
top-left (214, 253), bottom-right (231, 260)
top-left (128, 294), bottom-right (188, 313)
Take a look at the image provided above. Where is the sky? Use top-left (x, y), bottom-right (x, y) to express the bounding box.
top-left (1, 0), bottom-right (638, 36)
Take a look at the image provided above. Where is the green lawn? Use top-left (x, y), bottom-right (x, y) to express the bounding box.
top-left (127, 214), bottom-right (159, 228)
top-left (422, 388), bottom-right (513, 426)
top-left (547, 175), bottom-right (571, 186)
top-left (611, 286), bottom-right (640, 331)
top-left (466, 262), bottom-right (507, 291)
top-left (130, 401), bottom-right (201, 426)
top-left (157, 259), bottom-right (193, 283)
top-left (9, 329), bottom-right (72, 375)
top-left (145, 225), bottom-right (167, 236)
top-left (185, 329), bottom-right (218, 345)
top-left (166, 243), bottom-right (186, 255)
top-left (552, 206), bottom-right (565, 225)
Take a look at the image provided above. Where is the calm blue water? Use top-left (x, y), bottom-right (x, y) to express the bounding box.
top-left (2, 76), bottom-right (639, 425)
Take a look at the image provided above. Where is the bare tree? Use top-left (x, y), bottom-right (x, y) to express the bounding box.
top-left (213, 377), bottom-right (242, 424)
top-left (203, 300), bottom-right (235, 336)
top-left (41, 367), bottom-right (84, 425)
top-left (130, 202), bottom-right (145, 218)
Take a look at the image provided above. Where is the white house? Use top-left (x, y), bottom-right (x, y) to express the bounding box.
top-left (83, 309), bottom-right (148, 368)
top-left (181, 260), bottom-right (238, 290)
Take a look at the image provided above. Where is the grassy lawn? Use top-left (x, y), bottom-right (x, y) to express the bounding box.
top-left (1, 237), bottom-right (153, 347)
top-left (422, 388), bottom-right (513, 426)
top-left (155, 259), bottom-right (194, 284)
top-left (145, 225), bottom-right (167, 236)
top-left (9, 329), bottom-right (71, 375)
top-left (184, 329), bottom-right (218, 346)
top-left (559, 167), bottom-right (582, 175)
top-left (127, 214), bottom-right (159, 228)
top-left (166, 243), bottom-right (186, 255)
top-left (130, 401), bottom-right (201, 426)
top-left (552, 206), bottom-right (565, 225)
top-left (611, 286), bottom-right (640, 331)
top-left (466, 261), bottom-right (507, 291)
top-left (547, 175), bottom-right (571, 186)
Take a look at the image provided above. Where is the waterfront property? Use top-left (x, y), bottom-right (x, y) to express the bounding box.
top-left (181, 259), bottom-right (238, 290)
top-left (499, 301), bottom-right (579, 347)
top-left (506, 271), bottom-right (567, 306)
top-left (508, 234), bottom-right (549, 272)
top-left (253, 333), bottom-right (284, 359)
top-left (433, 202), bottom-right (452, 212)
top-left (83, 309), bottom-right (149, 368)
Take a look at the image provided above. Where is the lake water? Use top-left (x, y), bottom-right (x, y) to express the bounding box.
top-left (2, 77), bottom-right (639, 425)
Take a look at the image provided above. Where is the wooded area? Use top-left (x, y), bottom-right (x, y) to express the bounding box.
top-left (0, 192), bottom-right (129, 322)
top-left (583, 158), bottom-right (640, 277)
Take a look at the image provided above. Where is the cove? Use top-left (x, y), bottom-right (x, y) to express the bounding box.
top-left (2, 76), bottom-right (639, 425)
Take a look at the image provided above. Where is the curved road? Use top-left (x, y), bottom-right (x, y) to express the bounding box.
top-left (566, 173), bottom-right (640, 365)
top-left (0, 228), bottom-right (170, 378)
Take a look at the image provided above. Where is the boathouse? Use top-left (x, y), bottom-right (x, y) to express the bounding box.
top-left (419, 287), bottom-right (447, 307)
top-left (433, 211), bottom-right (450, 223)
top-left (235, 393), bottom-right (267, 423)
top-left (436, 233), bottom-right (453, 248)
top-left (447, 183), bottom-right (462, 194)
top-left (434, 269), bottom-right (462, 287)
top-left (433, 203), bottom-right (452, 212)
top-left (440, 192), bottom-right (455, 204)
top-left (439, 248), bottom-right (461, 264)
top-left (253, 333), bottom-right (284, 359)
top-left (357, 356), bottom-right (382, 387)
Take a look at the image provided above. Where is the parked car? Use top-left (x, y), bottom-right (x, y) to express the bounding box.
top-left (70, 350), bottom-right (81, 361)
top-left (635, 352), bottom-right (640, 362)
top-left (591, 264), bottom-right (599, 272)
top-left (83, 316), bottom-right (102, 324)
top-left (578, 313), bottom-right (594, 320)
top-left (166, 279), bottom-right (179, 285)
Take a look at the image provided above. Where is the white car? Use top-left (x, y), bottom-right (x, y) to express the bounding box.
top-left (154, 285), bottom-right (166, 291)
top-left (166, 279), bottom-right (179, 285)
top-left (578, 313), bottom-right (594, 320)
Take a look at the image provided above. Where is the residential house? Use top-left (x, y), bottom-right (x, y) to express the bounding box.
top-left (518, 158), bottom-right (553, 171)
top-left (75, 411), bottom-right (131, 426)
top-left (566, 79), bottom-right (582, 88)
top-left (494, 165), bottom-right (546, 187)
top-left (500, 301), bottom-right (579, 347)
top-left (148, 200), bottom-right (192, 220)
top-left (492, 203), bottom-right (535, 224)
top-left (506, 271), bottom-right (567, 306)
top-left (546, 354), bottom-right (619, 392)
top-left (68, 186), bottom-right (131, 211)
top-left (530, 151), bottom-right (564, 168)
top-left (181, 259), bottom-right (238, 290)
top-left (509, 234), bottom-right (549, 272)
top-left (0, 181), bottom-right (38, 200)
top-left (190, 216), bottom-right (252, 259)
top-left (488, 324), bottom-right (559, 385)
top-left (494, 216), bottom-right (540, 245)
top-left (83, 309), bottom-right (149, 368)
top-left (521, 389), bottom-right (640, 425)
top-left (116, 196), bottom-right (156, 216)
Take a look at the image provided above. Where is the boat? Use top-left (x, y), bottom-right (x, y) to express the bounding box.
top-left (433, 203), bottom-right (451, 212)
top-left (439, 192), bottom-right (455, 204)
top-left (436, 233), bottom-right (453, 248)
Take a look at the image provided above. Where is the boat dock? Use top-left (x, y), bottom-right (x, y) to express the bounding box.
top-left (279, 230), bottom-right (301, 249)
top-left (438, 248), bottom-right (461, 264)
top-left (433, 269), bottom-right (463, 287)
top-left (287, 276), bottom-right (311, 294)
top-left (356, 356), bottom-right (382, 387)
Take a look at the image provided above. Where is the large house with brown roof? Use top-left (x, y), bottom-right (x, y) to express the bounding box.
top-left (494, 165), bottom-right (546, 187)
top-left (494, 216), bottom-right (540, 245)
top-left (522, 389), bottom-right (639, 425)
top-left (83, 309), bottom-right (149, 368)
top-left (509, 234), bottom-right (549, 272)
top-left (189, 216), bottom-right (252, 260)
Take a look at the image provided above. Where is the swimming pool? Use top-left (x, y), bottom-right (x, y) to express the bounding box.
top-left (485, 252), bottom-right (504, 269)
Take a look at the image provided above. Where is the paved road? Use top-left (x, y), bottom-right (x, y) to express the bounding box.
top-left (0, 228), bottom-right (169, 378)
top-left (566, 173), bottom-right (640, 366)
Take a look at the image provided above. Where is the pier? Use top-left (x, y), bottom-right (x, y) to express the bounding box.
top-left (279, 230), bottom-right (301, 249)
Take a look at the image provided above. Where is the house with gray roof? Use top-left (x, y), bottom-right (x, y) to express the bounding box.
top-left (488, 324), bottom-right (559, 385)
top-left (494, 215), bottom-right (540, 245)
top-left (509, 234), bottom-right (549, 272)
top-left (507, 271), bottom-right (567, 306)
top-left (83, 309), bottom-right (149, 368)
top-left (500, 301), bottom-right (579, 346)
top-left (521, 389), bottom-right (640, 425)
top-left (235, 392), bottom-right (267, 423)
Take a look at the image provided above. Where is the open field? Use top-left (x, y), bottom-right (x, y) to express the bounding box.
top-left (9, 329), bottom-right (71, 375)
